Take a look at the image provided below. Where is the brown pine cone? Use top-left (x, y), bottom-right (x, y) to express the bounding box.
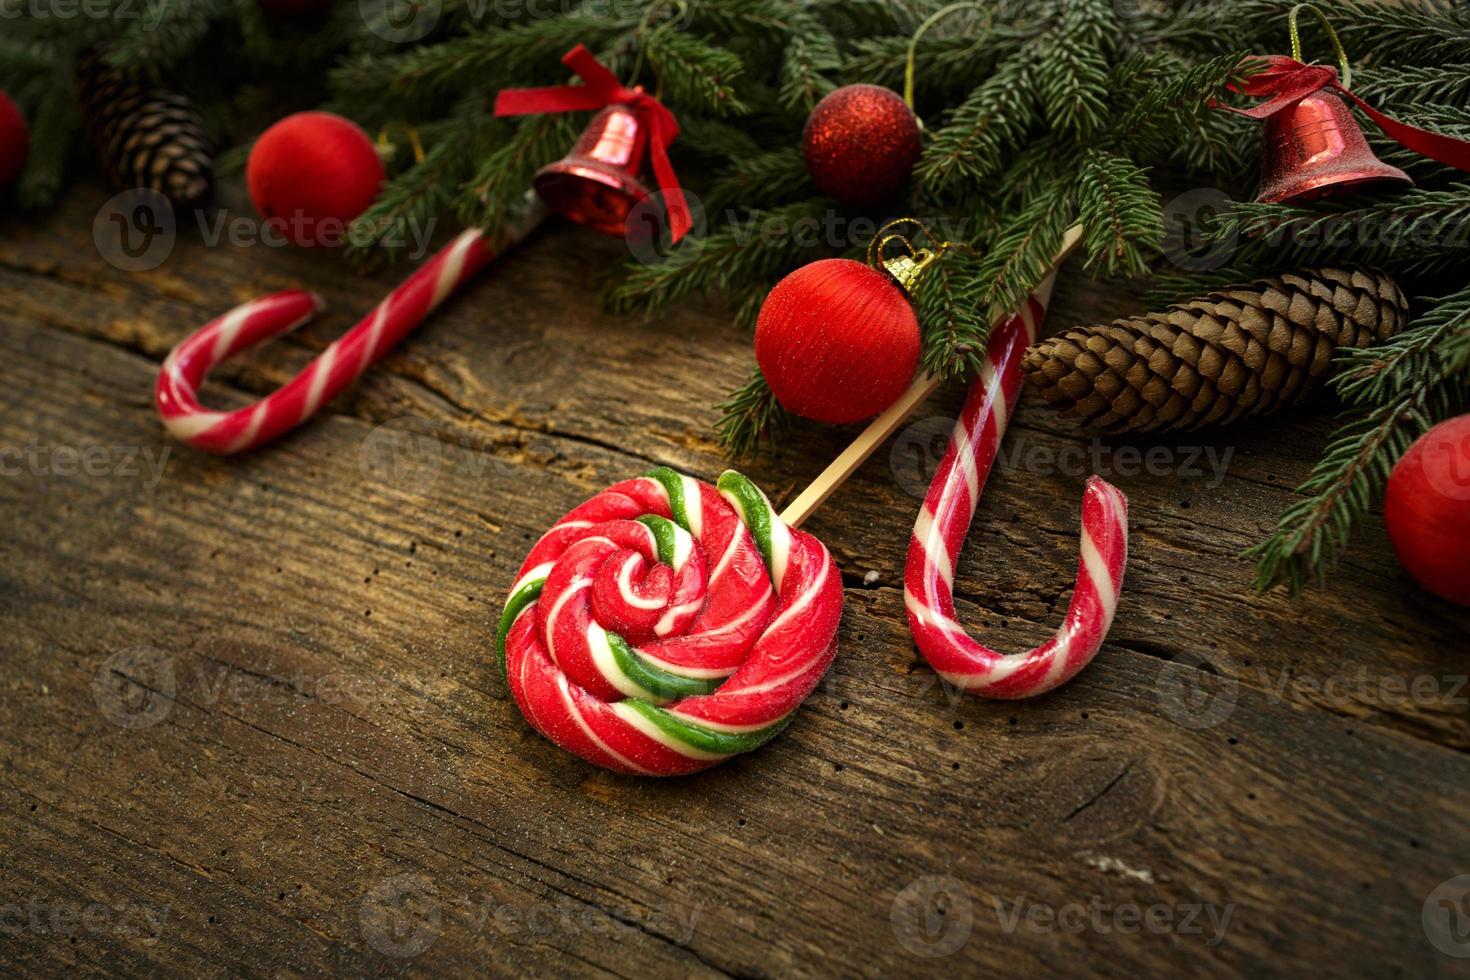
top-left (1022, 267), bottom-right (1409, 433)
top-left (77, 50), bottom-right (214, 208)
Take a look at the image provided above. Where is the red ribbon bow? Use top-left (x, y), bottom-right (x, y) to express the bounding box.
top-left (1220, 55), bottom-right (1470, 174)
top-left (494, 45), bottom-right (691, 243)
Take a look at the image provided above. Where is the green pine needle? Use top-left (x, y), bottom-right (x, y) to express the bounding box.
top-left (716, 369), bottom-right (792, 459)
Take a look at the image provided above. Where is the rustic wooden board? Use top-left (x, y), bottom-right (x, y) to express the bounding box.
top-left (2, 186), bottom-right (1468, 978)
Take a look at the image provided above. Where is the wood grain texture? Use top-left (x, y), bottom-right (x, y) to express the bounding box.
top-left (2, 186), bottom-right (1468, 978)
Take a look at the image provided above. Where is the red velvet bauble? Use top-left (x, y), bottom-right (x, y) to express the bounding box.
top-left (802, 84), bottom-right (921, 208)
top-left (0, 91), bottom-right (29, 188)
top-left (1383, 415), bottom-right (1470, 606)
top-left (247, 111), bottom-right (384, 248)
top-left (755, 258), bottom-right (920, 424)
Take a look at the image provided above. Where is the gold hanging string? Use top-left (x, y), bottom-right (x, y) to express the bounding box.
top-left (376, 124), bottom-right (426, 165)
top-left (868, 217), bottom-right (952, 292)
top-left (904, 2), bottom-right (993, 115)
top-left (630, 0), bottom-right (688, 97)
top-left (1288, 3), bottom-right (1352, 88)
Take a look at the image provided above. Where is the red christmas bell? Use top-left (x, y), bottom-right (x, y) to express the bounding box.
top-left (1257, 90), bottom-right (1411, 203)
top-left (533, 104), bottom-right (651, 238)
top-left (495, 46), bottom-right (691, 243)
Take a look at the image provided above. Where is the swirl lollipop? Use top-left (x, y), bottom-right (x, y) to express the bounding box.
top-left (497, 467), bottom-right (842, 776)
top-left (498, 226), bottom-right (1125, 774)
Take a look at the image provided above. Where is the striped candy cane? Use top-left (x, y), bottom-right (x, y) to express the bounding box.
top-left (904, 289), bottom-right (1130, 698)
top-left (155, 208), bottom-right (543, 454)
top-left (498, 467), bottom-right (843, 776)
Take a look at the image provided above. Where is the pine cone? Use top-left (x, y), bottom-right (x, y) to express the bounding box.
top-left (77, 50), bottom-right (214, 208)
top-left (1022, 267), bottom-right (1409, 433)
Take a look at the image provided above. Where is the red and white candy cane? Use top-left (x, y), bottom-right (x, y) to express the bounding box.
top-left (904, 281), bottom-right (1130, 698)
top-left (497, 466), bottom-right (842, 776)
top-left (155, 209), bottom-right (544, 454)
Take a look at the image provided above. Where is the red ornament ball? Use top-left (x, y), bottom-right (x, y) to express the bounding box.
top-left (1383, 414), bottom-right (1470, 606)
top-left (802, 84), bottom-right (921, 208)
top-left (0, 90), bottom-right (29, 188)
top-left (755, 258), bottom-right (920, 424)
top-left (247, 111), bottom-right (384, 248)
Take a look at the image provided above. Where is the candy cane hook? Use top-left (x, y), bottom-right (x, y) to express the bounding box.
top-left (904, 272), bottom-right (1130, 698)
top-left (155, 205), bottom-right (546, 454)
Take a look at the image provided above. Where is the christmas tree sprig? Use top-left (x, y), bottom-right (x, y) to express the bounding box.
top-left (1247, 288), bottom-right (1470, 594)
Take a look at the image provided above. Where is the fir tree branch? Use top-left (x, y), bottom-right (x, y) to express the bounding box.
top-left (329, 13), bottom-right (632, 118)
top-left (1245, 386), bottom-right (1449, 595)
top-left (778, 22), bottom-right (840, 111)
top-left (1076, 150), bottom-right (1161, 278)
top-left (1333, 285), bottom-right (1470, 407)
top-left (1355, 63), bottom-right (1470, 106)
top-left (704, 147), bottom-right (808, 214)
top-left (915, 53), bottom-right (1036, 194)
top-left (345, 129), bottom-right (479, 266)
top-left (1249, 283), bottom-right (1470, 593)
top-left (715, 369), bottom-right (792, 458)
top-left (1208, 186), bottom-right (1470, 276)
top-left (915, 246), bottom-right (991, 380)
top-left (457, 115), bottom-right (578, 230)
top-left (973, 177), bottom-right (1076, 322)
top-left (104, 0), bottom-right (229, 76)
top-left (17, 84), bottom-right (77, 209)
top-left (641, 25), bottom-right (748, 116)
top-left (1033, 0), bottom-right (1115, 139)
top-left (605, 199), bottom-right (831, 316)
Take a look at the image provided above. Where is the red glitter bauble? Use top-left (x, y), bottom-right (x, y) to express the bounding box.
top-left (802, 84), bottom-right (921, 208)
top-left (247, 111), bottom-right (384, 248)
top-left (755, 258), bottom-right (920, 424)
top-left (1383, 414), bottom-right (1470, 606)
top-left (0, 91), bottom-right (28, 188)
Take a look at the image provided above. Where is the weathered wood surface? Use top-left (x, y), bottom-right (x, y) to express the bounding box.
top-left (2, 185), bottom-right (1468, 978)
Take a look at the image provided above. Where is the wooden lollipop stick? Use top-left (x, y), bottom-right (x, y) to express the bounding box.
top-left (779, 223), bottom-right (1084, 528)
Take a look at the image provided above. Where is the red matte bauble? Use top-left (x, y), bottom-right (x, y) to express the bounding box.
top-left (0, 91), bottom-right (28, 187)
top-left (247, 111), bottom-right (384, 248)
top-left (802, 84), bottom-right (921, 208)
top-left (755, 258), bottom-right (920, 424)
top-left (1383, 415), bottom-right (1470, 606)
top-left (257, 0), bottom-right (333, 15)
